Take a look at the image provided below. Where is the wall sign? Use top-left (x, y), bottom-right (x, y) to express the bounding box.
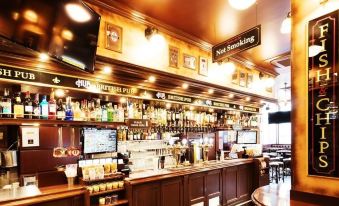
top-left (127, 119), bottom-right (150, 128)
top-left (212, 25), bottom-right (261, 62)
top-left (0, 64), bottom-right (259, 113)
top-left (308, 10), bottom-right (339, 177)
top-left (21, 127), bottom-right (39, 147)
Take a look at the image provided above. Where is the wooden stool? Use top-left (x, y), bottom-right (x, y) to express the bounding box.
top-left (269, 162), bottom-right (280, 184)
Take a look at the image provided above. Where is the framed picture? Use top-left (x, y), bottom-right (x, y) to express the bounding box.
top-left (199, 56), bottom-right (208, 76)
top-left (239, 71), bottom-right (247, 87)
top-left (105, 23), bottom-right (123, 53)
top-left (247, 74), bottom-right (253, 88)
top-left (169, 46), bottom-right (179, 68)
top-left (183, 54), bottom-right (196, 70)
top-left (22, 175), bottom-right (38, 186)
top-left (231, 70), bottom-right (239, 85)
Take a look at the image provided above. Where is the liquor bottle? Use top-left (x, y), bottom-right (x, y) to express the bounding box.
top-left (32, 94), bottom-right (40, 119)
top-left (0, 96), bottom-right (2, 118)
top-left (73, 101), bottom-right (82, 121)
top-left (89, 100), bottom-right (96, 121)
top-left (118, 105), bottom-right (124, 122)
top-left (95, 99), bottom-right (102, 121)
top-left (113, 105), bottom-right (118, 122)
top-left (81, 100), bottom-right (88, 121)
top-left (101, 104), bottom-right (108, 122)
top-left (1, 88), bottom-right (12, 118)
top-left (13, 92), bottom-right (24, 119)
top-left (48, 90), bottom-right (56, 120)
top-left (107, 103), bottom-right (113, 122)
top-left (24, 91), bottom-right (33, 119)
top-left (40, 95), bottom-right (49, 119)
top-left (65, 97), bottom-right (73, 121)
top-left (56, 99), bottom-right (65, 120)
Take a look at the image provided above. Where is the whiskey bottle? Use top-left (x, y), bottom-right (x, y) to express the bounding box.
top-left (24, 91), bottom-right (33, 119)
top-left (56, 99), bottom-right (65, 120)
top-left (13, 92), bottom-right (24, 119)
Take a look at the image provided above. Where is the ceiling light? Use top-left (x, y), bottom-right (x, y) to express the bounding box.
top-left (182, 83), bottom-right (189, 89)
top-left (61, 29), bottom-right (74, 41)
top-left (280, 12), bottom-right (291, 34)
top-left (65, 3), bottom-right (91, 23)
top-left (228, 0), bottom-right (256, 10)
top-left (228, 93), bottom-right (234, 98)
top-left (39, 53), bottom-right (49, 62)
top-left (245, 97), bottom-right (251, 101)
top-left (148, 76), bottom-right (156, 83)
top-left (166, 103), bottom-right (171, 109)
top-left (103, 66), bottom-right (112, 74)
top-left (23, 10), bottom-right (38, 23)
top-left (208, 108), bottom-right (214, 113)
top-left (189, 106), bottom-right (195, 111)
top-left (309, 45), bottom-right (323, 57)
top-left (208, 89), bottom-right (214, 94)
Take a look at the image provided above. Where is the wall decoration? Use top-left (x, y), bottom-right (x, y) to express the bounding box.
top-left (169, 46), bottom-right (179, 68)
top-left (199, 56), bottom-right (208, 76)
top-left (239, 71), bottom-right (247, 87)
top-left (231, 70), bottom-right (238, 85)
top-left (308, 10), bottom-right (339, 178)
top-left (183, 54), bottom-right (196, 70)
top-left (265, 86), bottom-right (273, 93)
top-left (105, 23), bottom-right (123, 53)
top-left (247, 73), bottom-right (253, 88)
top-left (22, 127), bottom-right (39, 147)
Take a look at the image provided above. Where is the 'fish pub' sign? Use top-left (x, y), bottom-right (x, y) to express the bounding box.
top-left (308, 10), bottom-right (339, 177)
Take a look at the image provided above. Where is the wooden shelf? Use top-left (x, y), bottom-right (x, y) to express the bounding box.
top-left (94, 199), bottom-right (128, 206)
top-left (80, 174), bottom-right (125, 185)
top-left (89, 188), bottom-right (124, 197)
top-left (0, 118), bottom-right (126, 127)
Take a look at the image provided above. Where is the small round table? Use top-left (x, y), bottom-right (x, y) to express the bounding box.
top-left (251, 183), bottom-right (291, 206)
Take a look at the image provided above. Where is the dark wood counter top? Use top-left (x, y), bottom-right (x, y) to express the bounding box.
top-left (126, 158), bottom-right (254, 185)
top-left (0, 184), bottom-right (87, 206)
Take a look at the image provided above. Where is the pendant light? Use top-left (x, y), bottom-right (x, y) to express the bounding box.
top-left (280, 12), bottom-right (291, 34)
top-left (228, 0), bottom-right (256, 10)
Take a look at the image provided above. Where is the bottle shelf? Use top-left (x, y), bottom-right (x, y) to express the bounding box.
top-left (93, 199), bottom-right (128, 206)
top-left (89, 187), bottom-right (125, 197)
top-left (0, 118), bottom-right (126, 127)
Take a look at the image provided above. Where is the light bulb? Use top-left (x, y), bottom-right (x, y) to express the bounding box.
top-left (65, 3), bottom-right (91, 23)
top-left (228, 0), bottom-right (256, 10)
top-left (280, 14), bottom-right (291, 34)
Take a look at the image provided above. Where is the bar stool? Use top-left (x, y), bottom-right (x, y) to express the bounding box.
top-left (283, 158), bottom-right (291, 177)
top-left (269, 162), bottom-right (280, 183)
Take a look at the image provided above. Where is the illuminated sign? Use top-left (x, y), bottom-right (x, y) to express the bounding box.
top-left (308, 10), bottom-right (339, 177)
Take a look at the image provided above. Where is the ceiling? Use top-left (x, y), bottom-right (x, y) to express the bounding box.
top-left (111, 0), bottom-right (291, 71)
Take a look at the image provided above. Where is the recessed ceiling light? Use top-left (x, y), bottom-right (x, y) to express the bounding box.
top-left (166, 103), bottom-right (171, 109)
top-left (245, 97), bottom-right (251, 101)
top-left (182, 83), bottom-right (189, 89)
top-left (148, 76), bottom-right (156, 83)
top-left (208, 108), bottom-right (214, 113)
top-left (208, 89), bottom-right (214, 94)
top-left (228, 0), bottom-right (256, 10)
top-left (65, 3), bottom-right (91, 23)
top-left (23, 10), bottom-right (38, 23)
top-left (103, 66), bottom-right (112, 74)
top-left (189, 106), bottom-right (194, 111)
top-left (228, 93), bottom-right (234, 98)
top-left (39, 53), bottom-right (49, 62)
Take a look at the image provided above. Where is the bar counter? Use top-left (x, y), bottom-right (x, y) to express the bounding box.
top-left (0, 159), bottom-right (258, 206)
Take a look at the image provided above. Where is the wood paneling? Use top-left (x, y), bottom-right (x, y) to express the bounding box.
top-left (206, 170), bottom-right (221, 203)
top-left (223, 167), bottom-right (238, 205)
top-left (188, 172), bottom-right (205, 205)
top-left (161, 177), bottom-right (183, 206)
top-left (132, 182), bottom-right (160, 206)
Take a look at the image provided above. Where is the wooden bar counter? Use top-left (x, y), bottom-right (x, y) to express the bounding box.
top-left (125, 159), bottom-right (255, 206)
top-left (0, 184), bottom-right (89, 206)
top-left (0, 159), bottom-right (258, 206)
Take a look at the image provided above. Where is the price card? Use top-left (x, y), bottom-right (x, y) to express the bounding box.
top-left (22, 127), bottom-right (39, 147)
